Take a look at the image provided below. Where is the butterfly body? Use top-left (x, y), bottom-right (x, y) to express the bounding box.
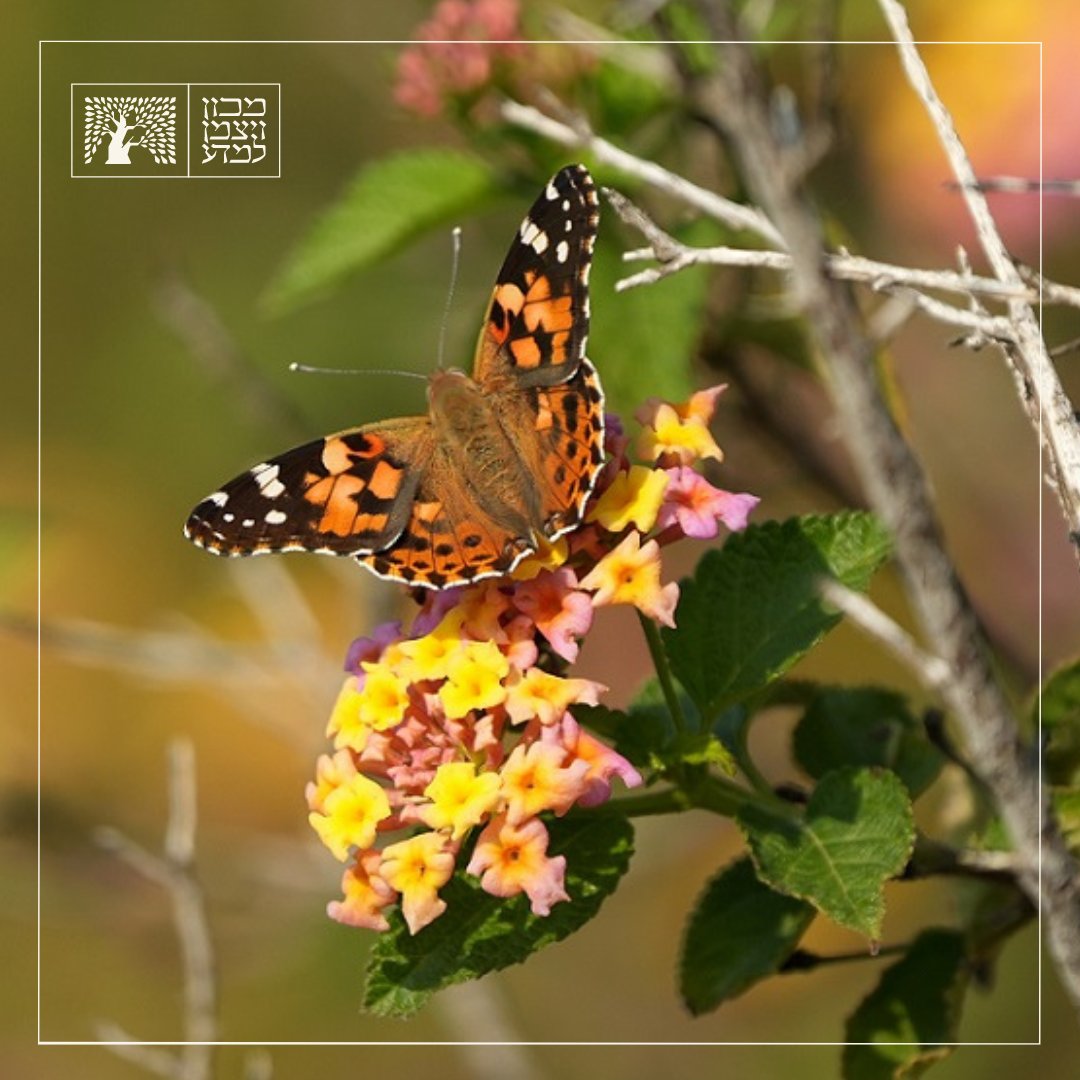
top-left (185, 165), bottom-right (604, 589)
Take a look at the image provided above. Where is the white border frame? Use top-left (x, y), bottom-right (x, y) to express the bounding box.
top-left (38, 36), bottom-right (1044, 1050)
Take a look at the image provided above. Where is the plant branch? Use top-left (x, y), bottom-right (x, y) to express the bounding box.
top-left (608, 191), bottom-right (1019, 338)
top-left (498, 97), bottom-right (785, 247)
top-left (781, 943), bottom-right (908, 973)
top-left (818, 579), bottom-right (953, 695)
top-left (637, 611), bottom-right (688, 736)
top-left (907, 834), bottom-right (1026, 883)
top-left (95, 739), bottom-right (218, 1080)
top-left (689, 1), bottom-right (1080, 1015)
top-left (878, 0), bottom-right (1080, 557)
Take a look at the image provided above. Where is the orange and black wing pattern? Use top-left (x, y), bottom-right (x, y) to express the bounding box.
top-left (184, 423), bottom-right (428, 558)
top-left (474, 163), bottom-right (600, 390)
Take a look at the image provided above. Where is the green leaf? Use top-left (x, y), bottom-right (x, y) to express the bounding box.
top-left (664, 512), bottom-right (892, 719)
top-left (794, 687), bottom-right (943, 798)
top-left (738, 767), bottom-right (914, 939)
top-left (363, 814), bottom-right (634, 1017)
top-left (1037, 658), bottom-right (1080, 787)
top-left (265, 149), bottom-right (499, 312)
top-left (590, 219), bottom-right (716, 416)
top-left (591, 54), bottom-right (673, 136)
top-left (1053, 787), bottom-right (1080, 855)
top-left (843, 929), bottom-right (971, 1080)
top-left (680, 857), bottom-right (814, 1014)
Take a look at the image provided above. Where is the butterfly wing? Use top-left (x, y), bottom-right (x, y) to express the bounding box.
top-left (474, 163), bottom-right (600, 389)
top-left (356, 454), bottom-right (533, 588)
top-left (474, 164), bottom-right (606, 540)
top-left (184, 419), bottom-right (431, 558)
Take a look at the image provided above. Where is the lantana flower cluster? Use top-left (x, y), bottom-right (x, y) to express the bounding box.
top-left (307, 386), bottom-right (758, 935)
top-left (394, 0), bottom-right (526, 118)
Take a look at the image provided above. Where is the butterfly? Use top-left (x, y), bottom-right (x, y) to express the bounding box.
top-left (184, 164), bottom-right (606, 589)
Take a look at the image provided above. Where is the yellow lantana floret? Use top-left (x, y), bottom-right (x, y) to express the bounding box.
top-left (420, 761), bottom-right (502, 840)
top-left (505, 668), bottom-right (604, 726)
top-left (308, 773), bottom-right (392, 861)
top-left (638, 403), bottom-right (723, 465)
top-left (588, 464), bottom-right (669, 533)
top-left (512, 537), bottom-right (570, 581)
top-left (397, 621), bottom-right (465, 683)
top-left (439, 641), bottom-right (511, 720)
top-left (579, 530), bottom-right (679, 627)
top-left (380, 831), bottom-right (456, 935)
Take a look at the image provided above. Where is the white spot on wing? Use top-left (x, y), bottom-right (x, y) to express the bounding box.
top-left (556, 240), bottom-right (569, 263)
top-left (242, 518), bottom-right (255, 528)
top-left (253, 463), bottom-right (286, 499)
top-left (208, 491), bottom-right (228, 507)
top-left (531, 229), bottom-right (549, 254)
top-left (223, 512), bottom-right (235, 523)
top-left (546, 181), bottom-right (559, 200)
top-left (265, 509), bottom-right (287, 525)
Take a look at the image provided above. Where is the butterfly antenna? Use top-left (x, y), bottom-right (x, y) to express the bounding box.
top-left (289, 362), bottom-right (426, 380)
top-left (436, 226), bottom-right (463, 372)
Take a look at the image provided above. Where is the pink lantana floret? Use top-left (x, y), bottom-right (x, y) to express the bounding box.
top-left (658, 467), bottom-right (759, 540)
top-left (512, 568), bottom-right (593, 662)
top-left (467, 813), bottom-right (570, 916)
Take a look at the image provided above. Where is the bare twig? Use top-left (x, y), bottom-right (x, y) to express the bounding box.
top-left (818, 579), bottom-right (952, 694)
top-left (620, 239), bottom-right (1042, 310)
top-left (908, 835), bottom-right (1027, 882)
top-left (878, 0), bottom-right (1080, 557)
top-left (94, 1023), bottom-right (183, 1079)
top-left (155, 272), bottom-right (308, 443)
top-left (95, 739), bottom-right (218, 1080)
top-left (498, 97), bottom-right (785, 247)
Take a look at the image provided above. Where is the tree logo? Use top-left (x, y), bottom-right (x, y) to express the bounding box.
top-left (82, 95), bottom-right (177, 167)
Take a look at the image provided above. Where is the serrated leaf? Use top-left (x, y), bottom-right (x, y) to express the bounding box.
top-left (680, 857), bottom-right (814, 1014)
top-left (794, 687), bottom-right (943, 798)
top-left (664, 512), bottom-right (892, 719)
top-left (265, 149), bottom-right (499, 312)
top-left (1036, 658), bottom-right (1080, 787)
top-left (363, 814), bottom-right (633, 1017)
top-left (843, 929), bottom-right (971, 1080)
top-left (738, 767), bottom-right (914, 939)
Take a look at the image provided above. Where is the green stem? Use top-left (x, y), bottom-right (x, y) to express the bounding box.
top-left (781, 943), bottom-right (908, 974)
top-left (637, 612), bottom-right (687, 736)
top-left (592, 788), bottom-right (693, 818)
top-left (685, 770), bottom-right (798, 820)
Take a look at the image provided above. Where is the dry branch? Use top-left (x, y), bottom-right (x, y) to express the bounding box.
top-left (688, 0), bottom-right (1080, 1014)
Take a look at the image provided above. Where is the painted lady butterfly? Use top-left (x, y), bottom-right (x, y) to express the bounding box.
top-left (184, 164), bottom-right (605, 589)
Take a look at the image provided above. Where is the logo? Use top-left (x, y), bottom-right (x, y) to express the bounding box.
top-left (83, 94), bottom-right (177, 167)
top-left (72, 83), bottom-right (281, 179)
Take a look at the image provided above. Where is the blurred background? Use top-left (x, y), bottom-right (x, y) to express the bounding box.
top-left (7, 0), bottom-right (1080, 1076)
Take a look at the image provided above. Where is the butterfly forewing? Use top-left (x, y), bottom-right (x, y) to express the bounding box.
top-left (184, 424), bottom-right (428, 557)
top-left (474, 164), bottom-right (600, 389)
